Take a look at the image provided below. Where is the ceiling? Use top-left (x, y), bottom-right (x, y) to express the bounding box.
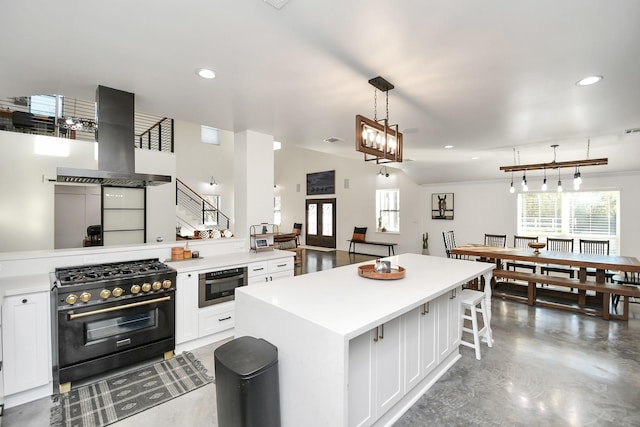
top-left (2, 0), bottom-right (640, 184)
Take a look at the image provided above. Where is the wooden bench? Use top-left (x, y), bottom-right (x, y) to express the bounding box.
top-left (347, 240), bottom-right (397, 256)
top-left (492, 269), bottom-right (640, 320)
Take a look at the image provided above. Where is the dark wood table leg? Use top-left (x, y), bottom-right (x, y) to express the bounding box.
top-left (527, 280), bottom-right (536, 305)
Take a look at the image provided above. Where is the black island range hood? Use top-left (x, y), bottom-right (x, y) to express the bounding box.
top-left (56, 86), bottom-right (172, 187)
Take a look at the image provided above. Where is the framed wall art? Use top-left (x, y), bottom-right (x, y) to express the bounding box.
top-left (306, 170), bottom-right (335, 195)
top-left (431, 193), bottom-right (454, 220)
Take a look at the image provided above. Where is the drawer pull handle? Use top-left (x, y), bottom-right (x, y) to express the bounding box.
top-left (218, 316), bottom-right (232, 322)
top-left (254, 267), bottom-right (265, 271)
top-left (276, 264), bottom-right (287, 267)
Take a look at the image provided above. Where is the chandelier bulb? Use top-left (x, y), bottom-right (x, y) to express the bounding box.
top-left (557, 180), bottom-right (563, 192)
top-left (542, 178), bottom-right (547, 191)
top-left (509, 181), bottom-right (515, 194)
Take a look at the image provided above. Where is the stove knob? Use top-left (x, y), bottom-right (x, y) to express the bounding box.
top-left (152, 281), bottom-right (162, 291)
top-left (65, 294), bottom-right (78, 305)
top-left (79, 292), bottom-right (92, 303)
top-left (100, 289), bottom-right (111, 299)
top-left (162, 279), bottom-right (172, 289)
top-left (131, 284), bottom-right (141, 294)
top-left (112, 287), bottom-right (124, 297)
top-left (142, 282), bottom-right (152, 292)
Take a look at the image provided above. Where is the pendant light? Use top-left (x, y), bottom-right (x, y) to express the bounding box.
top-left (557, 168), bottom-right (563, 193)
top-left (541, 167), bottom-right (548, 191)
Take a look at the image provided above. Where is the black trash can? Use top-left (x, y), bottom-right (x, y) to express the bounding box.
top-left (215, 336), bottom-right (281, 427)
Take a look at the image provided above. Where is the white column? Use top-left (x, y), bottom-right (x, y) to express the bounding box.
top-left (234, 130), bottom-right (275, 237)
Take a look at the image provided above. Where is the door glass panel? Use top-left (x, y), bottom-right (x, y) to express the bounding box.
top-left (322, 203), bottom-right (333, 236)
top-left (86, 310), bottom-right (157, 342)
top-left (308, 204), bottom-right (317, 235)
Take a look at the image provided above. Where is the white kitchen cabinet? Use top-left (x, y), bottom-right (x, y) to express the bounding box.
top-left (403, 300), bottom-right (437, 394)
top-left (175, 272), bottom-right (199, 344)
top-left (2, 291), bottom-right (50, 395)
top-left (198, 301), bottom-right (235, 336)
top-left (247, 257), bottom-right (294, 284)
top-left (348, 316), bottom-right (403, 427)
top-left (436, 287), bottom-right (461, 362)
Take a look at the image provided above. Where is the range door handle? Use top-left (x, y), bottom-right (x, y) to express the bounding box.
top-left (67, 295), bottom-right (171, 320)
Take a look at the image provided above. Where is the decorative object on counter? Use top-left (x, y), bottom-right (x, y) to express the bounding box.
top-left (374, 259), bottom-right (391, 273)
top-left (50, 352), bottom-right (213, 427)
top-left (358, 263), bottom-right (405, 280)
top-left (171, 246), bottom-right (184, 261)
top-left (250, 223), bottom-right (278, 252)
top-left (356, 76), bottom-right (403, 164)
top-left (199, 230), bottom-right (210, 239)
top-left (192, 250), bottom-right (200, 258)
top-left (528, 241), bottom-right (546, 254)
top-left (184, 241), bottom-right (192, 259)
top-left (432, 193), bottom-right (454, 220)
top-left (211, 229), bottom-right (222, 239)
top-left (223, 229), bottom-right (233, 238)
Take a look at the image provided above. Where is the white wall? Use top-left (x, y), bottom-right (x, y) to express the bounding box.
top-left (422, 171), bottom-right (640, 259)
top-left (274, 144), bottom-right (424, 256)
top-left (0, 130), bottom-right (176, 253)
top-left (173, 120), bottom-right (235, 225)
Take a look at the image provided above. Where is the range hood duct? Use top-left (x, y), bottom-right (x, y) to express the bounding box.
top-left (56, 86), bottom-right (172, 187)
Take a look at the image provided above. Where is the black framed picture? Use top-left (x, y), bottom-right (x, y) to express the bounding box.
top-left (432, 193), bottom-right (454, 220)
top-left (307, 170), bottom-right (335, 195)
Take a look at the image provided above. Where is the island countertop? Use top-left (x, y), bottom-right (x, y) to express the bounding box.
top-left (236, 253), bottom-right (494, 340)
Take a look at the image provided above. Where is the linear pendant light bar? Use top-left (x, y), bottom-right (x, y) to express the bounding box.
top-left (499, 157), bottom-right (608, 173)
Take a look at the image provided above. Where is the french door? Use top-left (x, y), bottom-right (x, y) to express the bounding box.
top-left (305, 198), bottom-right (336, 248)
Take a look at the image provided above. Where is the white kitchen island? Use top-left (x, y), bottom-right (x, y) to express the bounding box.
top-left (235, 253), bottom-right (494, 427)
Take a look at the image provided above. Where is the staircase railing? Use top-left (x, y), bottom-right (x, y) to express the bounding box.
top-left (137, 117), bottom-right (174, 152)
top-left (176, 178), bottom-right (230, 230)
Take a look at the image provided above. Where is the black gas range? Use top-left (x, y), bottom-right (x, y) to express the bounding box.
top-left (51, 258), bottom-right (177, 392)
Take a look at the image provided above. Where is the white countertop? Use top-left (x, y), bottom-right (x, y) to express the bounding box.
top-left (165, 249), bottom-right (294, 273)
top-left (0, 273), bottom-right (52, 297)
top-left (236, 253), bottom-right (494, 340)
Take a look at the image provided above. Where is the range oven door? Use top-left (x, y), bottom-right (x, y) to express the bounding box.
top-left (57, 291), bottom-right (175, 372)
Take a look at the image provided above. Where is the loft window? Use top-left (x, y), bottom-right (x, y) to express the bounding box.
top-left (30, 95), bottom-right (59, 116)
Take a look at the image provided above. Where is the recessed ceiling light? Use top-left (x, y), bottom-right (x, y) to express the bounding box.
top-left (197, 68), bottom-right (216, 79)
top-left (576, 75), bottom-right (603, 86)
top-left (471, 156), bottom-right (479, 160)
top-left (323, 137), bottom-right (343, 143)
top-left (444, 145), bottom-right (454, 149)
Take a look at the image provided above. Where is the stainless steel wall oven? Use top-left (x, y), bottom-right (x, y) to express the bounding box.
top-left (198, 267), bottom-right (247, 307)
top-left (51, 259), bottom-right (176, 392)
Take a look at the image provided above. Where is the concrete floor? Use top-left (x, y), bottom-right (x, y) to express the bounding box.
top-left (4, 251), bottom-right (640, 426)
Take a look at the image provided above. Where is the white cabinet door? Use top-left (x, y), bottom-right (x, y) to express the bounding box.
top-left (420, 300), bottom-right (438, 377)
top-left (375, 316), bottom-right (403, 415)
top-left (248, 257), bottom-right (294, 284)
top-left (348, 329), bottom-right (375, 427)
top-left (436, 287), bottom-right (461, 362)
top-left (199, 302), bottom-right (235, 336)
top-left (2, 292), bottom-right (50, 395)
top-left (176, 272), bottom-right (199, 344)
top-left (448, 287), bottom-right (462, 350)
top-left (403, 307), bottom-right (422, 392)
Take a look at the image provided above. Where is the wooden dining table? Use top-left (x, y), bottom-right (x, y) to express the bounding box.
top-left (451, 244), bottom-right (640, 320)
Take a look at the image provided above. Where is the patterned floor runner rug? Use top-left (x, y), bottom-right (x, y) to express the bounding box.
top-left (50, 351), bottom-right (214, 427)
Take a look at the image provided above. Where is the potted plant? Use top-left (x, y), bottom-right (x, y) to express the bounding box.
top-left (422, 232), bottom-right (429, 255)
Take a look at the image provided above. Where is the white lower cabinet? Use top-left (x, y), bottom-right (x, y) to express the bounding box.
top-left (198, 301), bottom-right (234, 336)
top-left (349, 287), bottom-right (461, 427)
top-left (2, 291), bottom-right (50, 395)
top-left (349, 316), bottom-right (403, 427)
top-left (248, 258), bottom-right (294, 284)
top-left (176, 272), bottom-right (199, 344)
top-left (436, 287), bottom-right (461, 362)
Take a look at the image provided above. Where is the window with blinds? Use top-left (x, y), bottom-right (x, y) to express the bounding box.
top-left (376, 189), bottom-right (400, 232)
top-left (517, 191), bottom-right (619, 254)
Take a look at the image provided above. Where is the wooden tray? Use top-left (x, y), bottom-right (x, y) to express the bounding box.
top-left (358, 264), bottom-right (406, 280)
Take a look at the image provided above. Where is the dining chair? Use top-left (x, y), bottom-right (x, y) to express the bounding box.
top-left (443, 230), bottom-right (457, 258)
top-left (506, 235), bottom-right (538, 273)
top-left (611, 272), bottom-right (640, 309)
top-left (579, 239), bottom-right (614, 281)
top-left (484, 234), bottom-right (507, 247)
top-left (293, 222), bottom-right (303, 246)
top-left (540, 238), bottom-right (575, 278)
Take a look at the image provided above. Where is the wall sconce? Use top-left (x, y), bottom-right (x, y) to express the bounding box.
top-left (356, 76), bottom-right (403, 164)
top-left (378, 166), bottom-right (390, 177)
top-left (210, 176), bottom-right (217, 186)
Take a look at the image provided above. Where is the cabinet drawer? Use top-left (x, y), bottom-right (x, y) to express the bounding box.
top-left (199, 307), bottom-right (234, 336)
top-left (269, 258), bottom-right (293, 273)
top-left (248, 262), bottom-right (268, 277)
